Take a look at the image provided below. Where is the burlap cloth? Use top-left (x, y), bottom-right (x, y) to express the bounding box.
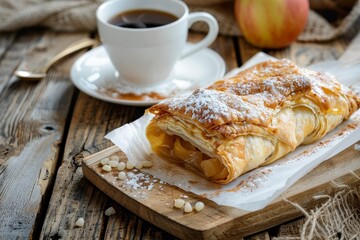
top-left (275, 182), bottom-right (360, 239)
top-left (1, 0), bottom-right (360, 42)
top-left (1, 1), bottom-right (360, 239)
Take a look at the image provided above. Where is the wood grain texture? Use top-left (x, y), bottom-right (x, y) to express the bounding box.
top-left (0, 30), bottom-right (89, 239)
top-left (39, 33), bottom-right (238, 240)
top-left (188, 33), bottom-right (238, 72)
top-left (38, 81), bottom-right (166, 239)
top-left (0, 33), bottom-right (15, 58)
top-left (39, 94), bottom-right (144, 239)
top-left (82, 143), bottom-right (360, 239)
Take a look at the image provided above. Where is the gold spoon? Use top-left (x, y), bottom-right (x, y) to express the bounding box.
top-left (15, 38), bottom-right (98, 80)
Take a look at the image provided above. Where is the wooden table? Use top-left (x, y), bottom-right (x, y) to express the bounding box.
top-left (0, 25), bottom-right (359, 239)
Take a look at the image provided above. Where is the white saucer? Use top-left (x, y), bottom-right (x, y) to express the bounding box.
top-left (70, 45), bottom-right (226, 106)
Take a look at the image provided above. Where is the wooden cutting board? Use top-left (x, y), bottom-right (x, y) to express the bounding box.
top-left (82, 143), bottom-right (360, 239)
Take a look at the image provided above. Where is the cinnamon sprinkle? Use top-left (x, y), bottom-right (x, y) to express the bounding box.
top-left (227, 168), bottom-right (273, 193)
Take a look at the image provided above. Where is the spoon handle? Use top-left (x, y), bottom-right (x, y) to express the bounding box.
top-left (41, 38), bottom-right (98, 73)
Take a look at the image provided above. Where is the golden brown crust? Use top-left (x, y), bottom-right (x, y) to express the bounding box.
top-left (208, 59), bottom-right (312, 108)
top-left (148, 59), bottom-right (360, 138)
top-left (147, 59), bottom-right (360, 184)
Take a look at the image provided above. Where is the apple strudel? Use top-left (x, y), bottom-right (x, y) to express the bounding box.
top-left (146, 59), bottom-right (360, 184)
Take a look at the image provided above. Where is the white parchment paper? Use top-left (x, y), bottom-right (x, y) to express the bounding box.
top-left (105, 53), bottom-right (360, 211)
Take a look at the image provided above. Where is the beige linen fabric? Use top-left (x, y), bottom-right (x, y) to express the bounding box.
top-left (0, 0), bottom-right (359, 41)
top-left (0, 0), bottom-right (100, 32)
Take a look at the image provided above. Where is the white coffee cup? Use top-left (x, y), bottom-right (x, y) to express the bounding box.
top-left (96, 0), bottom-right (219, 87)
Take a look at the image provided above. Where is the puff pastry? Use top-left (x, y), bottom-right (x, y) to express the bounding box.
top-left (146, 59), bottom-right (360, 184)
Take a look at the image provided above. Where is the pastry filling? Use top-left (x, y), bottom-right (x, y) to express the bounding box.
top-left (143, 59), bottom-right (360, 184)
top-left (146, 121), bottom-right (228, 180)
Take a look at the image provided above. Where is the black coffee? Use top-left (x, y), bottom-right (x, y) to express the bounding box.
top-left (109, 9), bottom-right (178, 29)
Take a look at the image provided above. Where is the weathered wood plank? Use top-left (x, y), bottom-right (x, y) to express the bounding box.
top-left (0, 31), bottom-right (90, 239)
top-left (39, 92), bottom-right (146, 239)
top-left (81, 134), bottom-right (360, 239)
top-left (186, 32), bottom-right (238, 72)
top-left (40, 33), bottom-right (237, 239)
top-left (0, 31), bottom-right (39, 96)
top-left (0, 33), bottom-right (15, 58)
top-left (210, 35), bottom-right (239, 71)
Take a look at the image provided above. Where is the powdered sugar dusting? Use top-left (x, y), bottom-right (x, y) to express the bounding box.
top-left (164, 89), bottom-right (270, 126)
top-left (154, 59), bottom-right (318, 127)
top-left (114, 169), bottom-right (168, 199)
top-left (168, 89), bottom-right (235, 123)
top-left (229, 75), bottom-right (309, 96)
top-left (210, 60), bottom-right (312, 108)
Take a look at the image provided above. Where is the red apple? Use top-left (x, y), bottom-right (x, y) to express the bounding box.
top-left (234, 0), bottom-right (309, 49)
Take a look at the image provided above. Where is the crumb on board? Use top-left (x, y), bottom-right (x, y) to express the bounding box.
top-left (110, 155), bottom-right (120, 162)
top-left (142, 160), bottom-right (153, 168)
top-left (98, 155), bottom-right (204, 214)
top-left (174, 198), bottom-right (205, 213)
top-left (354, 143), bottom-right (360, 151)
top-left (105, 207), bottom-right (116, 216)
top-left (100, 157), bottom-right (109, 166)
top-left (174, 199), bottom-right (185, 208)
top-left (195, 201), bottom-right (205, 211)
top-left (102, 165), bottom-right (111, 172)
top-left (184, 202), bottom-right (193, 213)
top-left (75, 217), bottom-right (84, 227)
top-left (109, 160), bottom-right (119, 168)
top-left (126, 162), bottom-right (134, 170)
top-left (118, 171), bottom-right (127, 180)
top-left (117, 162), bottom-right (126, 171)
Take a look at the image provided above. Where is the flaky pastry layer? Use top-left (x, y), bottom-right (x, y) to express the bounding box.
top-left (146, 59), bottom-right (360, 184)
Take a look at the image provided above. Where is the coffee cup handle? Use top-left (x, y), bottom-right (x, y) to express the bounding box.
top-left (181, 12), bottom-right (219, 59)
